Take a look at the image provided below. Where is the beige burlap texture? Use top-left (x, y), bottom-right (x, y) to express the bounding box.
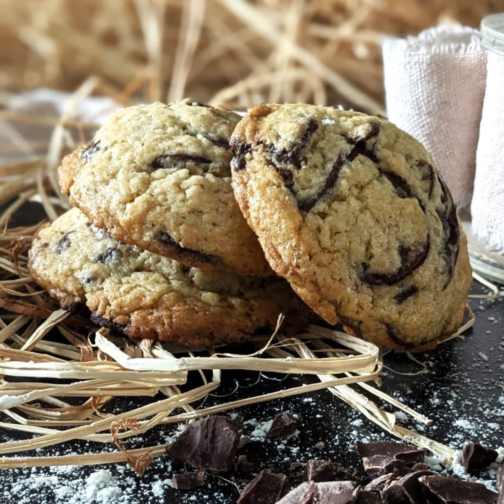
top-left (383, 26), bottom-right (487, 210)
top-left (471, 49), bottom-right (504, 252)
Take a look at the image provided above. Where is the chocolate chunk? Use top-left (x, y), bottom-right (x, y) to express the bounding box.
top-left (394, 286), bottom-right (418, 304)
top-left (380, 171), bottom-right (412, 199)
top-left (497, 461), bottom-right (504, 489)
top-left (239, 436), bottom-right (251, 448)
top-left (384, 324), bottom-right (416, 349)
top-left (96, 247), bottom-right (119, 265)
top-left (270, 163), bottom-right (294, 189)
top-left (355, 490), bottom-right (383, 504)
top-left (205, 136), bottom-right (230, 149)
top-left (171, 471), bottom-right (205, 490)
top-left (90, 313), bottom-right (127, 334)
top-left (56, 233), bottom-right (72, 254)
top-left (297, 154), bottom-right (345, 212)
top-left (348, 122), bottom-right (380, 144)
top-left (266, 412), bottom-right (301, 439)
top-left (365, 474), bottom-right (397, 492)
top-left (237, 470), bottom-right (287, 504)
top-left (271, 120), bottom-right (319, 169)
top-left (277, 481), bottom-right (357, 504)
top-left (419, 474), bottom-right (498, 504)
top-left (231, 141), bottom-right (253, 171)
top-left (362, 455), bottom-right (409, 477)
top-left (359, 236), bottom-right (430, 286)
top-left (65, 301), bottom-right (91, 319)
top-left (355, 441), bottom-right (426, 464)
top-left (395, 470), bottom-right (435, 504)
top-left (156, 231), bottom-right (222, 266)
top-left (80, 140), bottom-right (101, 162)
top-left (305, 460), bottom-right (336, 482)
top-left (346, 123), bottom-right (379, 164)
top-left (151, 153), bottom-right (212, 169)
top-left (381, 485), bottom-right (410, 504)
top-left (167, 416), bottom-right (243, 472)
top-left (235, 455), bottom-right (254, 473)
top-left (416, 160), bottom-right (435, 198)
top-left (462, 443), bottom-right (498, 473)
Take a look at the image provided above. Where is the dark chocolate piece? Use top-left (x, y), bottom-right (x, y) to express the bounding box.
top-left (231, 141), bottom-right (253, 171)
top-left (151, 153), bottom-right (212, 169)
top-left (90, 313), bottom-right (127, 334)
top-left (56, 233), bottom-right (72, 254)
top-left (359, 236), bottom-right (430, 286)
top-left (355, 490), bottom-right (383, 504)
top-left (396, 470), bottom-right (435, 504)
top-left (171, 471), bottom-right (205, 490)
top-left (156, 231), bottom-right (222, 266)
top-left (348, 122), bottom-right (380, 144)
top-left (384, 324), bottom-right (416, 350)
top-left (80, 140), bottom-right (101, 162)
top-left (394, 286), bottom-right (418, 304)
top-left (416, 160), bottom-right (435, 198)
top-left (277, 481), bottom-right (357, 504)
top-left (266, 412), bottom-right (301, 439)
top-left (365, 474), bottom-right (397, 492)
top-left (354, 441), bottom-right (426, 463)
top-left (305, 460), bottom-right (336, 482)
top-left (462, 443), bottom-right (498, 473)
top-left (381, 485), bottom-right (410, 504)
top-left (362, 456), bottom-right (409, 477)
top-left (380, 171), bottom-right (412, 199)
top-left (237, 470), bottom-right (287, 504)
top-left (419, 474), bottom-right (498, 504)
top-left (346, 123), bottom-right (380, 164)
top-left (297, 154), bottom-right (345, 212)
top-left (96, 247), bottom-right (119, 265)
top-left (270, 120), bottom-right (318, 169)
top-left (235, 455), bottom-right (254, 473)
top-left (167, 416), bottom-right (243, 472)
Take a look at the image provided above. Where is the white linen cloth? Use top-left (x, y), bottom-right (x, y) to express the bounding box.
top-left (382, 26), bottom-right (487, 210)
top-left (471, 50), bottom-right (504, 251)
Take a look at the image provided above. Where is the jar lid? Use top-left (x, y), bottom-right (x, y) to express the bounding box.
top-left (481, 13), bottom-right (504, 54)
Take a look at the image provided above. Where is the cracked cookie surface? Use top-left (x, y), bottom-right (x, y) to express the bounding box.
top-left (58, 100), bottom-right (271, 277)
top-left (28, 208), bottom-right (310, 347)
top-left (231, 103), bottom-right (472, 350)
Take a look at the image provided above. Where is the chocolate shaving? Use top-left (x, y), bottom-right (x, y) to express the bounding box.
top-left (167, 416), bottom-right (243, 472)
top-left (171, 471), bottom-right (205, 490)
top-left (462, 443), bottom-right (498, 473)
top-left (156, 231), bottom-right (222, 266)
top-left (419, 474), bottom-right (498, 504)
top-left (266, 412), bottom-right (301, 439)
top-left (151, 153), bottom-right (212, 169)
top-left (237, 470), bottom-right (287, 504)
top-left (305, 460), bottom-right (336, 482)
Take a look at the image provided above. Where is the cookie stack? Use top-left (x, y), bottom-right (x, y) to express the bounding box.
top-left (28, 100), bottom-right (472, 350)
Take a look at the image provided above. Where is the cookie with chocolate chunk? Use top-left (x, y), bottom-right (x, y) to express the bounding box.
top-left (58, 100), bottom-right (271, 277)
top-left (231, 103), bottom-right (472, 350)
top-left (28, 208), bottom-right (309, 346)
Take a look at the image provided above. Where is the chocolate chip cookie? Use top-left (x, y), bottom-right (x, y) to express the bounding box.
top-left (28, 208), bottom-right (309, 346)
top-left (58, 100), bottom-right (272, 277)
top-left (231, 103), bottom-right (472, 350)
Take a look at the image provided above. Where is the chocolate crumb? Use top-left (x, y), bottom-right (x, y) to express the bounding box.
top-left (237, 470), bottom-right (287, 504)
top-left (305, 460), bottom-right (336, 482)
top-left (266, 412), bottom-right (301, 439)
top-left (167, 416), bottom-right (243, 472)
top-left (171, 471), bottom-right (205, 490)
top-left (462, 443), bottom-right (498, 473)
top-left (419, 474), bottom-right (498, 504)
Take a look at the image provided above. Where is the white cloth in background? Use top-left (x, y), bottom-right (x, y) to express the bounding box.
top-left (471, 50), bottom-right (504, 252)
top-left (382, 26), bottom-right (487, 210)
